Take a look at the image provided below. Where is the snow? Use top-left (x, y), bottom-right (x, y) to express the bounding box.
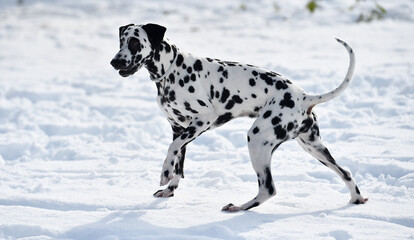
top-left (0, 0), bottom-right (413, 239)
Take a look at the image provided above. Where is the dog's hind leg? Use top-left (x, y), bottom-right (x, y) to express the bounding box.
top-left (222, 112), bottom-right (286, 212)
top-left (296, 114), bottom-right (367, 204)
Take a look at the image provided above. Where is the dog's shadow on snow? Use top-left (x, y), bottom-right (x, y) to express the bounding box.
top-left (60, 201), bottom-right (355, 240)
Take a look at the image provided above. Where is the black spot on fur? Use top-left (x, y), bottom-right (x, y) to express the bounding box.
top-left (193, 60), bottom-right (203, 71)
top-left (309, 124), bottom-right (320, 142)
top-left (168, 73), bottom-right (175, 83)
top-left (187, 126), bottom-right (196, 135)
top-left (176, 54), bottom-right (184, 67)
top-left (263, 110), bottom-right (272, 119)
top-left (146, 61), bottom-right (158, 75)
top-left (252, 70), bottom-right (258, 76)
top-left (180, 133), bottom-right (188, 140)
top-left (275, 80), bottom-right (288, 90)
top-left (188, 86), bottom-right (195, 93)
top-left (271, 116), bottom-right (281, 125)
top-left (164, 43), bottom-right (171, 53)
top-left (168, 185), bottom-right (177, 192)
top-left (135, 54), bottom-right (142, 63)
top-left (264, 167), bottom-right (275, 195)
top-left (184, 102), bottom-right (198, 114)
top-left (169, 90), bottom-right (176, 102)
top-left (245, 202), bottom-right (260, 210)
top-left (184, 76), bottom-right (190, 84)
top-left (274, 125), bottom-right (287, 139)
top-left (287, 122), bottom-right (294, 131)
top-left (172, 108), bottom-right (184, 118)
top-left (133, 29), bottom-right (139, 37)
top-left (225, 100), bottom-right (235, 110)
top-left (323, 148), bottom-right (336, 164)
top-left (260, 73), bottom-right (274, 85)
top-left (279, 92), bottom-right (295, 108)
top-left (215, 112), bottom-right (233, 126)
top-left (299, 117), bottom-right (313, 133)
top-left (197, 99), bottom-right (207, 107)
top-left (253, 127), bottom-right (260, 134)
top-left (153, 50), bottom-right (161, 62)
top-left (251, 94), bottom-right (257, 98)
top-left (232, 95), bottom-right (243, 104)
top-left (249, 78), bottom-right (256, 86)
top-left (221, 88), bottom-right (230, 103)
top-left (355, 186), bottom-right (361, 195)
top-left (178, 116), bottom-right (186, 122)
top-left (338, 166), bottom-right (352, 181)
top-left (222, 70), bottom-right (229, 78)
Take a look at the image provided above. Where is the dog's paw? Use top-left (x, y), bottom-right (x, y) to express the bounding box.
top-left (153, 189), bottom-right (174, 198)
top-left (350, 197), bottom-right (368, 205)
top-left (222, 203), bottom-right (243, 212)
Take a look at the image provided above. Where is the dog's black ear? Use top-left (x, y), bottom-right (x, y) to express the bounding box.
top-left (119, 24), bottom-right (134, 38)
top-left (142, 23), bottom-right (166, 49)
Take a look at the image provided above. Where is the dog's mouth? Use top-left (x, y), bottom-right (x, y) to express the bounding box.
top-left (118, 65), bottom-right (139, 77)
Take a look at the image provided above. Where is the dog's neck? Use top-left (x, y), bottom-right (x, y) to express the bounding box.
top-left (145, 39), bottom-right (178, 82)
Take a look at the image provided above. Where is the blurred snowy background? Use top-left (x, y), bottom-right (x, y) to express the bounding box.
top-left (0, 0), bottom-right (413, 239)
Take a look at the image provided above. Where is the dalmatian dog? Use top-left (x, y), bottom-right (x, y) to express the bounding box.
top-left (110, 23), bottom-right (368, 212)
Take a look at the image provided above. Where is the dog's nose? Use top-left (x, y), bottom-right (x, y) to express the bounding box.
top-left (110, 58), bottom-right (127, 69)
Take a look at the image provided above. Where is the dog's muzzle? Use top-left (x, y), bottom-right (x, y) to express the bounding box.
top-left (110, 58), bottom-right (127, 69)
top-left (110, 58), bottom-right (138, 77)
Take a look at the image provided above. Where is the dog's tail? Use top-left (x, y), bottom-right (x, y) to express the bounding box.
top-left (303, 38), bottom-right (355, 114)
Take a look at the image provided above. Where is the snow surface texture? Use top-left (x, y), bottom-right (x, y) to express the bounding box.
top-left (0, 0), bottom-right (413, 239)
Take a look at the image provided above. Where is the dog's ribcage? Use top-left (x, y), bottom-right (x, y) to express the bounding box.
top-left (156, 52), bottom-right (307, 131)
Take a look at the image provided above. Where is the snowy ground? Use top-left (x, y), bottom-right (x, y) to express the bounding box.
top-left (0, 0), bottom-right (413, 239)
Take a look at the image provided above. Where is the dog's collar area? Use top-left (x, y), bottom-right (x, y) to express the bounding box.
top-left (151, 50), bottom-right (178, 83)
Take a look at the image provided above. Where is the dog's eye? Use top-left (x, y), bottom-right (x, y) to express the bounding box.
top-left (128, 37), bottom-right (141, 55)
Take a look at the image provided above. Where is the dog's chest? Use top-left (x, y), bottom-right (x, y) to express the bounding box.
top-left (155, 79), bottom-right (212, 127)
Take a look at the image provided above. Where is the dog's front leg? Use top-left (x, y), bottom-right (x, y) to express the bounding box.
top-left (160, 113), bottom-right (217, 186)
top-left (154, 125), bottom-right (187, 198)
top-left (154, 149), bottom-right (187, 198)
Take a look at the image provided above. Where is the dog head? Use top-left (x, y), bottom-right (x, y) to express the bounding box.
top-left (110, 23), bottom-right (166, 77)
